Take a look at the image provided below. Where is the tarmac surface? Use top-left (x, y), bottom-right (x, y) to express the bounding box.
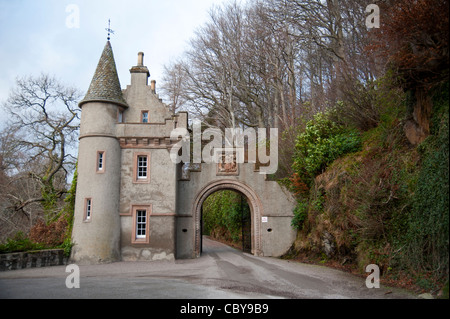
top-left (0, 237), bottom-right (417, 299)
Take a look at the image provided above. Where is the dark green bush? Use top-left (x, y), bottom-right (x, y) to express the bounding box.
top-left (291, 201), bottom-right (308, 230)
top-left (0, 232), bottom-right (47, 253)
top-left (203, 190), bottom-right (250, 243)
top-left (292, 112), bottom-right (362, 184)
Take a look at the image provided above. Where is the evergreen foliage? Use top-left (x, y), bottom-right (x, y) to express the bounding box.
top-left (292, 112), bottom-right (362, 184)
top-left (202, 190), bottom-right (250, 245)
top-left (404, 83), bottom-right (449, 277)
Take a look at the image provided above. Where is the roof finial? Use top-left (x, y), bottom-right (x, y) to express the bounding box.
top-left (105, 19), bottom-right (115, 41)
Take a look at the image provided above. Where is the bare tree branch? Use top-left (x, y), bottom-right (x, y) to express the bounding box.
top-left (0, 73), bottom-right (82, 225)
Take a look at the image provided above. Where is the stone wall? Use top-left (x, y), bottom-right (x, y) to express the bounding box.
top-left (0, 249), bottom-right (68, 271)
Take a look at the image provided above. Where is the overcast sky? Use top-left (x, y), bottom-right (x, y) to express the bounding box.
top-left (0, 0), bottom-right (236, 126)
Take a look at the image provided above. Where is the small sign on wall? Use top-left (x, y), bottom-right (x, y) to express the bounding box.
top-left (261, 216), bottom-right (268, 223)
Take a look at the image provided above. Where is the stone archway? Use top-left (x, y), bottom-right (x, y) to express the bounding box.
top-left (193, 180), bottom-right (264, 258)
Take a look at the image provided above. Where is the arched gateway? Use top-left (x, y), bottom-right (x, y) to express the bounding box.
top-left (71, 41), bottom-right (296, 264)
top-left (176, 162), bottom-right (297, 259)
top-left (192, 180), bottom-right (263, 258)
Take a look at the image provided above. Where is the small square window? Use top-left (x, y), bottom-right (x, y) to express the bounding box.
top-left (142, 111), bottom-right (149, 123)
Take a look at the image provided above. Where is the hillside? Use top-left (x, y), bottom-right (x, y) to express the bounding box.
top-left (285, 82), bottom-right (449, 297)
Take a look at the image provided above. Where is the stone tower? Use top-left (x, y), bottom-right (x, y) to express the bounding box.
top-left (71, 39), bottom-right (188, 264)
top-left (71, 41), bottom-right (127, 264)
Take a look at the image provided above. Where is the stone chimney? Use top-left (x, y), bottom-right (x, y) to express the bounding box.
top-left (151, 80), bottom-right (156, 94)
top-left (130, 52), bottom-right (150, 87)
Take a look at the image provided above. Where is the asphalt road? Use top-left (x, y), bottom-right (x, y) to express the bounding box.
top-left (0, 237), bottom-right (416, 299)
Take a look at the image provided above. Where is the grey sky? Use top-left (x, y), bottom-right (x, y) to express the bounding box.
top-left (0, 0), bottom-right (231, 126)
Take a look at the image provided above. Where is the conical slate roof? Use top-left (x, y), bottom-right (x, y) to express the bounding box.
top-left (79, 41), bottom-right (129, 108)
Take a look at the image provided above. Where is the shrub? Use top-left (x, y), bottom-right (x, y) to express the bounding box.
top-left (291, 201), bottom-right (308, 230)
top-left (0, 232), bottom-right (46, 253)
top-left (292, 112), bottom-right (362, 185)
top-left (29, 215), bottom-right (68, 247)
top-left (330, 71), bottom-right (407, 131)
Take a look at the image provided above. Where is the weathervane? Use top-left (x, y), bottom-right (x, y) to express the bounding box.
top-left (105, 19), bottom-right (115, 41)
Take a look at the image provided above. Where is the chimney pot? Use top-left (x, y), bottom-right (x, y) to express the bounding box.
top-left (151, 80), bottom-right (156, 93)
top-left (137, 52), bottom-right (144, 66)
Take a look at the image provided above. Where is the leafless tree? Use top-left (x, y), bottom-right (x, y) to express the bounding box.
top-left (0, 74), bottom-right (81, 234)
top-left (159, 0), bottom-right (380, 174)
top-left (160, 60), bottom-right (188, 114)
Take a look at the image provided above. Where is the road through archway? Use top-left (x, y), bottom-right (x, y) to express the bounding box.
top-left (201, 190), bottom-right (252, 255)
top-left (193, 180), bottom-right (263, 258)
